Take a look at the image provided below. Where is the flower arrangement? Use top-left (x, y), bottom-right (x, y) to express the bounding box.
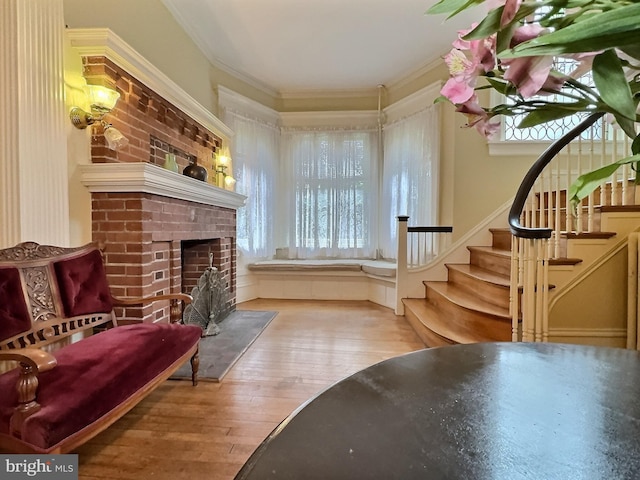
top-left (428, 0), bottom-right (640, 203)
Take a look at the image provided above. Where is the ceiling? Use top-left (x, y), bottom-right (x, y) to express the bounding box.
top-left (161, 0), bottom-right (481, 94)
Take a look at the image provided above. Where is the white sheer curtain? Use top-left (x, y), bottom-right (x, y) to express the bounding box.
top-left (222, 108), bottom-right (279, 261)
top-left (280, 128), bottom-right (378, 259)
top-left (379, 105), bottom-right (440, 260)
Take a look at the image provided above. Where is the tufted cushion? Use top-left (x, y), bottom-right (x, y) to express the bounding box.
top-left (53, 249), bottom-right (113, 317)
top-left (0, 322), bottom-right (202, 452)
top-left (0, 267), bottom-right (31, 343)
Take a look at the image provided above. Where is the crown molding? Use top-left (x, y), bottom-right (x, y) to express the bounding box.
top-left (66, 28), bottom-right (234, 140)
top-left (80, 163), bottom-right (246, 209)
top-left (218, 86), bottom-right (281, 125)
top-left (280, 110), bottom-right (379, 129)
top-left (279, 87), bottom-right (380, 100)
top-left (383, 82), bottom-right (443, 124)
top-left (386, 56), bottom-right (445, 93)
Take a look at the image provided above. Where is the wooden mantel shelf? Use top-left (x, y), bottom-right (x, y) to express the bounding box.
top-left (80, 163), bottom-right (247, 210)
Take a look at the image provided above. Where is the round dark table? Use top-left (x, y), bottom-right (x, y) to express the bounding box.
top-left (235, 342), bottom-right (640, 479)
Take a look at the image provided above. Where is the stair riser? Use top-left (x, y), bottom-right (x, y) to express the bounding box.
top-left (447, 268), bottom-right (511, 310)
top-left (403, 307), bottom-right (455, 347)
top-left (490, 229), bottom-right (512, 251)
top-left (426, 286), bottom-right (511, 342)
top-left (469, 250), bottom-right (511, 277)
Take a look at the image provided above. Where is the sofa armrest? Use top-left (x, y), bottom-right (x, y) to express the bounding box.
top-left (0, 348), bottom-right (57, 439)
top-left (112, 293), bottom-right (192, 324)
top-left (0, 348), bottom-right (57, 372)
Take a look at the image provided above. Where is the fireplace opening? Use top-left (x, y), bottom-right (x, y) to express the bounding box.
top-left (181, 239), bottom-right (234, 334)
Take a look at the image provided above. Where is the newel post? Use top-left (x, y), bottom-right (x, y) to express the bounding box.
top-left (395, 216), bottom-right (409, 315)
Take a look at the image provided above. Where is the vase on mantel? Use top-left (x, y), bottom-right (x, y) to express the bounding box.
top-left (183, 158), bottom-right (208, 182)
top-left (163, 153), bottom-right (179, 173)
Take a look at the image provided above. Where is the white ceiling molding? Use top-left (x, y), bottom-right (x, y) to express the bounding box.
top-left (385, 57), bottom-right (446, 94)
top-left (279, 87), bottom-right (380, 100)
top-left (383, 82), bottom-right (443, 124)
top-left (280, 111), bottom-right (379, 129)
top-left (80, 163), bottom-right (246, 209)
top-left (218, 86), bottom-right (280, 125)
top-left (66, 28), bottom-right (234, 141)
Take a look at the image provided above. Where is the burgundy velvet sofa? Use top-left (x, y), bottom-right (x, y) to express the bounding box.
top-left (0, 242), bottom-right (202, 454)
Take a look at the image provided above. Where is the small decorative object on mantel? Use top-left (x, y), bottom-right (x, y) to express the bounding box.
top-left (183, 157), bottom-right (208, 181)
top-left (163, 152), bottom-right (179, 173)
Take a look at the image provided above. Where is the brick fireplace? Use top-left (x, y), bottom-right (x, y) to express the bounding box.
top-left (87, 184), bottom-right (240, 324)
top-left (78, 52), bottom-right (245, 324)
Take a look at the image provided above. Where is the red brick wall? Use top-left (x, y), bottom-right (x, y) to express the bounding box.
top-left (83, 57), bottom-right (237, 324)
top-left (92, 193), bottom-right (237, 324)
top-left (83, 56), bottom-right (220, 177)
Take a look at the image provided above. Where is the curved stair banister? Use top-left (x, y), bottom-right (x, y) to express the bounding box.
top-left (508, 112), bottom-right (605, 239)
top-left (508, 111), bottom-right (605, 343)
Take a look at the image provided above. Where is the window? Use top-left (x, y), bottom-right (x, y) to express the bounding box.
top-left (220, 89), bottom-right (280, 262)
top-left (281, 129), bottom-right (378, 259)
top-left (380, 105), bottom-right (440, 259)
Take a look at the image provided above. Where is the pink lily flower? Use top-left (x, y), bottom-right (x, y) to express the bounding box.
top-left (503, 24), bottom-right (554, 98)
top-left (455, 96), bottom-right (501, 139)
top-left (441, 77), bottom-right (475, 104)
top-left (484, 0), bottom-right (523, 26)
top-left (453, 26), bottom-right (497, 73)
top-left (501, 0), bottom-right (522, 26)
top-left (504, 55), bottom-right (554, 98)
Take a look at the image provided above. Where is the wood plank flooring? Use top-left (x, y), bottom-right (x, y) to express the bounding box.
top-left (75, 299), bottom-right (425, 479)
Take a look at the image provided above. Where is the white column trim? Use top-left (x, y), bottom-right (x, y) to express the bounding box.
top-left (0, 0), bottom-right (69, 248)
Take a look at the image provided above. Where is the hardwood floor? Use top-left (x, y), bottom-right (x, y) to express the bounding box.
top-left (75, 299), bottom-right (425, 479)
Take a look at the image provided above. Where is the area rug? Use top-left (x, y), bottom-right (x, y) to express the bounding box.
top-left (171, 310), bottom-right (277, 382)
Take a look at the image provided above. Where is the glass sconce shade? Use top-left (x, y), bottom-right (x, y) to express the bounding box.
top-left (86, 85), bottom-right (120, 113)
top-left (104, 124), bottom-right (129, 150)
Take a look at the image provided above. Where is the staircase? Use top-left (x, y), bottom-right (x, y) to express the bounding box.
top-left (403, 228), bottom-right (513, 347)
top-left (397, 116), bottom-right (640, 348)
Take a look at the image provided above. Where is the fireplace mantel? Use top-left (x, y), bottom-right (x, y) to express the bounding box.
top-left (80, 163), bottom-right (246, 210)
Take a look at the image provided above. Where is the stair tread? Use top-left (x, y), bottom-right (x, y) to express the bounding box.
top-left (425, 281), bottom-right (511, 319)
top-left (403, 298), bottom-right (486, 345)
top-left (446, 263), bottom-right (510, 287)
top-left (564, 231), bottom-right (616, 239)
top-left (467, 245), bottom-right (511, 257)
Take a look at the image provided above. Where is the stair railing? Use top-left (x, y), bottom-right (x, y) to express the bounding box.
top-left (396, 216), bottom-right (453, 313)
top-left (508, 112), bottom-right (638, 341)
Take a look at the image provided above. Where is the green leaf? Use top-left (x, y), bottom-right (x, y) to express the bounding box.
top-left (517, 108), bottom-right (581, 128)
top-left (569, 155), bottom-right (640, 204)
top-left (426, 0), bottom-right (478, 16)
top-left (621, 45), bottom-right (640, 62)
top-left (613, 112), bottom-right (638, 140)
top-left (465, 3), bottom-right (538, 41)
top-left (500, 4), bottom-right (640, 58)
top-left (434, 95), bottom-right (450, 104)
top-left (593, 50), bottom-right (636, 121)
top-left (484, 77), bottom-right (517, 96)
top-left (632, 133), bottom-right (640, 156)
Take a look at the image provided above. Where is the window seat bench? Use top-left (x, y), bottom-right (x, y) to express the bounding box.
top-left (244, 259), bottom-right (397, 309)
top-left (247, 259), bottom-right (396, 278)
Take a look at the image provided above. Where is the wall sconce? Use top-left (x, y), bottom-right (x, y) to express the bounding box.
top-left (213, 154), bottom-right (236, 189)
top-left (69, 85), bottom-right (129, 151)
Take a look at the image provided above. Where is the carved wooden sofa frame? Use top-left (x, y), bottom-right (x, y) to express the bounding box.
top-left (0, 242), bottom-right (202, 454)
